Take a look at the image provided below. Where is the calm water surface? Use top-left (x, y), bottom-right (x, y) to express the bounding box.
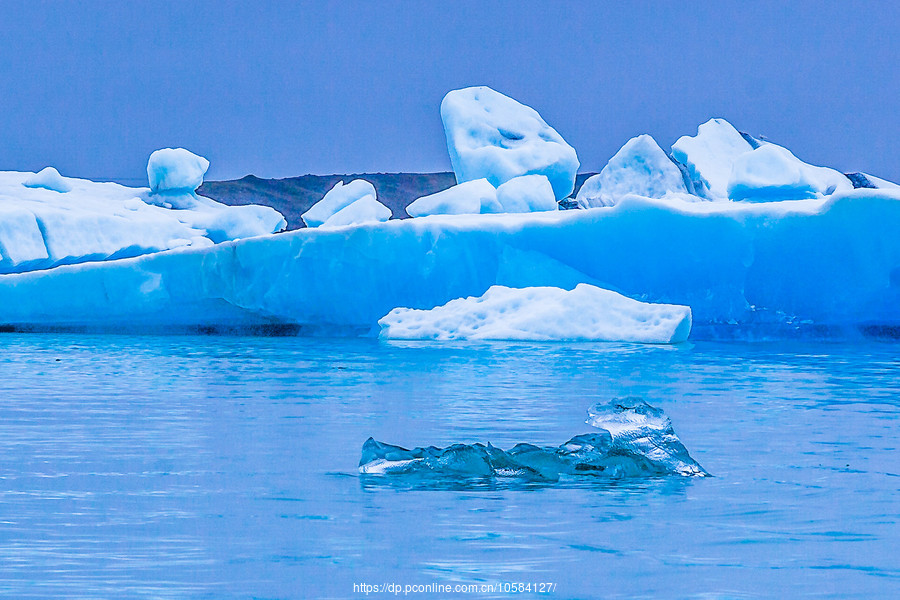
top-left (0, 334), bottom-right (897, 598)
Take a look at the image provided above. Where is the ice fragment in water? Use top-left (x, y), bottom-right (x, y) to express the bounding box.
top-left (586, 398), bottom-right (707, 477)
top-left (359, 399), bottom-right (707, 482)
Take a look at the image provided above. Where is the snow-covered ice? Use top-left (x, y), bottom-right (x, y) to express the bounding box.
top-left (406, 178), bottom-right (500, 217)
top-left (378, 284), bottom-right (692, 343)
top-left (302, 179), bottom-right (379, 228)
top-left (407, 175), bottom-right (557, 217)
top-left (441, 86), bottom-right (579, 200)
top-left (147, 148), bottom-right (210, 193)
top-left (23, 167), bottom-right (72, 193)
top-left (322, 195), bottom-right (392, 227)
top-left (727, 143), bottom-right (851, 201)
top-left (0, 154), bottom-right (285, 273)
top-left (495, 175), bottom-right (558, 213)
top-left (576, 135), bottom-right (688, 208)
top-left (671, 118), bottom-right (754, 199)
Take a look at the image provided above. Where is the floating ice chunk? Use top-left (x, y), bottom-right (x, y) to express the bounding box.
top-left (586, 398), bottom-right (708, 477)
top-left (302, 179), bottom-right (378, 228)
top-left (322, 195), bottom-right (392, 227)
top-left (378, 283), bottom-right (692, 343)
top-left (672, 118), bottom-right (754, 199)
top-left (495, 174), bottom-right (557, 213)
top-left (441, 86), bottom-right (579, 200)
top-left (23, 167), bottom-right (72, 193)
top-left (358, 401), bottom-right (707, 483)
top-left (577, 135), bottom-right (688, 208)
top-left (728, 144), bottom-right (851, 201)
top-left (406, 178), bottom-right (500, 217)
top-left (147, 148), bottom-right (209, 193)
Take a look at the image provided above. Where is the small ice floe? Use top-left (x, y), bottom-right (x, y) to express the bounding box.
top-left (359, 399), bottom-right (707, 483)
top-left (378, 284), bottom-right (692, 344)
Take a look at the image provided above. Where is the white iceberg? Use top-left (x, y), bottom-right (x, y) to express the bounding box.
top-left (378, 283), bottom-right (692, 343)
top-left (147, 148), bottom-right (210, 193)
top-left (727, 144), bottom-right (852, 201)
top-left (496, 175), bottom-right (557, 213)
top-left (577, 135), bottom-right (689, 208)
top-left (322, 195), bottom-right (392, 227)
top-left (406, 178), bottom-right (500, 217)
top-left (0, 162), bottom-right (285, 274)
top-left (441, 86), bottom-right (579, 200)
top-left (23, 167), bottom-right (72, 193)
top-left (671, 118), bottom-right (754, 199)
top-left (2, 189), bottom-right (900, 338)
top-left (302, 179), bottom-right (378, 228)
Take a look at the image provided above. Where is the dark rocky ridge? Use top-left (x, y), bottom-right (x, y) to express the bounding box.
top-left (199, 172), bottom-right (599, 230)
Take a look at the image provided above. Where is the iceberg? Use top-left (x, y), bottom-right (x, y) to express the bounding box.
top-left (1, 189), bottom-right (900, 338)
top-left (301, 179), bottom-right (379, 228)
top-left (406, 178), bottom-right (500, 217)
top-left (495, 174), bottom-right (557, 213)
top-left (147, 148), bottom-right (209, 194)
top-left (0, 153), bottom-right (286, 274)
top-left (727, 144), bottom-right (851, 201)
top-left (322, 195), bottom-right (392, 228)
top-left (23, 167), bottom-right (72, 193)
top-left (671, 118), bottom-right (754, 199)
top-left (378, 283), bottom-right (692, 343)
top-left (358, 399), bottom-right (707, 483)
top-left (440, 86), bottom-right (579, 200)
top-left (576, 134), bottom-right (689, 208)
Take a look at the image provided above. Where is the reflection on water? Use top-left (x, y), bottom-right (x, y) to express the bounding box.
top-left (358, 473), bottom-right (696, 495)
top-left (0, 334), bottom-right (898, 598)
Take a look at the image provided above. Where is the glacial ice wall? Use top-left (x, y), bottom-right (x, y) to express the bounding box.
top-left (1, 189), bottom-right (899, 338)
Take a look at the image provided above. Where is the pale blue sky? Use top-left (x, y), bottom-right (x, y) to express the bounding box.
top-left (0, 1), bottom-right (897, 184)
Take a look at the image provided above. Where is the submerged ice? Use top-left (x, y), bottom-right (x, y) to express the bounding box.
top-left (358, 399), bottom-right (707, 482)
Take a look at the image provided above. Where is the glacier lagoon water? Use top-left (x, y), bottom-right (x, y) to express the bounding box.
top-left (0, 334), bottom-right (898, 599)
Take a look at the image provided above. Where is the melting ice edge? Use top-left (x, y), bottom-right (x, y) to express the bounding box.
top-left (359, 399), bottom-right (707, 482)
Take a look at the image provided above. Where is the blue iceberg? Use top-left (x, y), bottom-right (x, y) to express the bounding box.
top-left (359, 399), bottom-right (707, 483)
top-left (1, 189), bottom-right (899, 338)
